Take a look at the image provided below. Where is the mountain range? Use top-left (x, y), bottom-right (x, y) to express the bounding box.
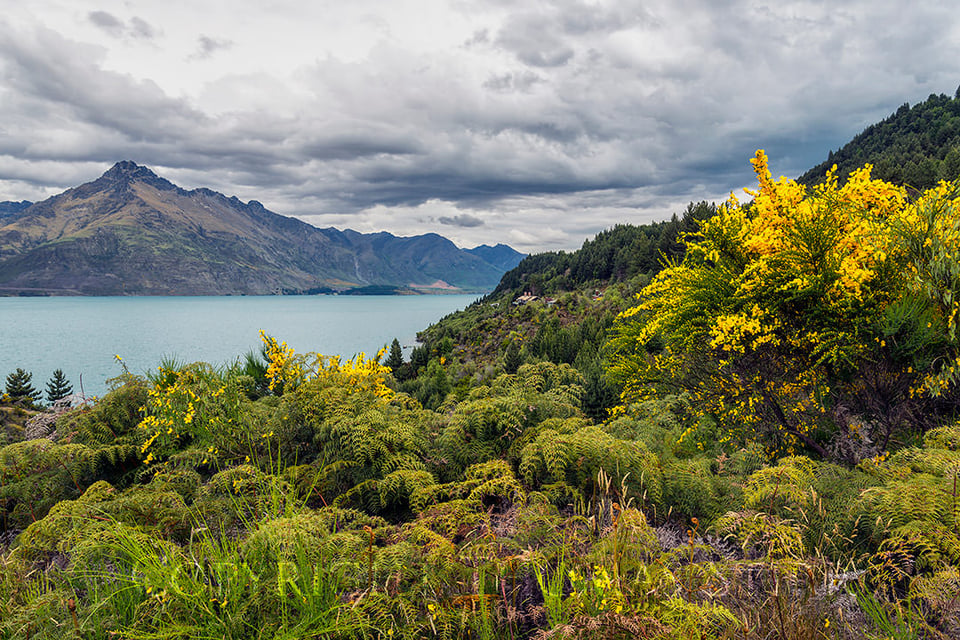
top-left (0, 162), bottom-right (523, 296)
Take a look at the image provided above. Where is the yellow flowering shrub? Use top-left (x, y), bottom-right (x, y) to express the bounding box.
top-left (259, 333), bottom-right (434, 512)
top-left (260, 330), bottom-right (393, 401)
top-left (142, 334), bottom-right (397, 450)
top-left (608, 151), bottom-right (960, 460)
top-left (138, 363), bottom-right (246, 467)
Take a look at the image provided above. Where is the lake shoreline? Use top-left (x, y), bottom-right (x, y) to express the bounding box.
top-left (1, 294), bottom-right (479, 398)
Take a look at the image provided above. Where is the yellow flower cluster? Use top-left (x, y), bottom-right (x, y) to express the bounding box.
top-left (608, 150), bottom-right (960, 452)
top-left (566, 564), bottom-right (625, 615)
top-left (138, 364), bottom-right (240, 465)
top-left (260, 331), bottom-right (303, 392)
top-left (709, 306), bottom-right (780, 354)
top-left (259, 332), bottom-right (394, 401)
top-left (724, 151), bottom-right (904, 308)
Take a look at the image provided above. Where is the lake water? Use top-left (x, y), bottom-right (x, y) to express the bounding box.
top-left (0, 295), bottom-right (478, 399)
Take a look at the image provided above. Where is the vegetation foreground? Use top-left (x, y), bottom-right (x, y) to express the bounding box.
top-left (2, 153), bottom-right (960, 639)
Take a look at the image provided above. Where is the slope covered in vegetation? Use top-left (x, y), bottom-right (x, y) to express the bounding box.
top-left (405, 202), bottom-right (716, 421)
top-left (2, 156), bottom-right (960, 639)
top-left (799, 88), bottom-right (960, 193)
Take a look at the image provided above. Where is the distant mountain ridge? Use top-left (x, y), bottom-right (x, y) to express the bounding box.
top-left (0, 162), bottom-right (523, 296)
top-left (464, 244), bottom-right (529, 272)
top-left (0, 201), bottom-right (31, 222)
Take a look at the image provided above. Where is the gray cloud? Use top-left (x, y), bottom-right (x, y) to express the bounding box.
top-left (483, 71), bottom-right (542, 93)
top-left (496, 27), bottom-right (574, 68)
top-left (87, 11), bottom-right (123, 35)
top-left (0, 26), bottom-right (204, 152)
top-left (439, 214), bottom-right (484, 227)
top-left (88, 11), bottom-right (157, 39)
top-left (194, 35), bottom-right (233, 59)
top-left (129, 17), bottom-right (156, 39)
top-left (463, 29), bottom-right (490, 47)
top-left (3, 1), bottom-right (960, 253)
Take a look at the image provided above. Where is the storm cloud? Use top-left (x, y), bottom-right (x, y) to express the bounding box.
top-left (1, 1), bottom-right (958, 252)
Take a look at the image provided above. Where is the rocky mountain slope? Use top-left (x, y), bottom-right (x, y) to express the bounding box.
top-left (0, 162), bottom-right (522, 295)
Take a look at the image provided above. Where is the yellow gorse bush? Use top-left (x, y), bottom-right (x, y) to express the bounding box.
top-left (259, 330), bottom-right (393, 400)
top-left (608, 151), bottom-right (960, 459)
top-left (137, 334), bottom-right (397, 470)
top-left (138, 363), bottom-right (241, 466)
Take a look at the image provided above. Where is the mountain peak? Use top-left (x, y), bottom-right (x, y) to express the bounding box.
top-left (0, 161), bottom-right (521, 294)
top-left (96, 160), bottom-right (177, 192)
top-left (103, 160), bottom-right (149, 176)
top-left (465, 243), bottom-right (526, 272)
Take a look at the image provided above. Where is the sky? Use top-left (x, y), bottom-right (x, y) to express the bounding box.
top-left (1, 1), bottom-right (959, 253)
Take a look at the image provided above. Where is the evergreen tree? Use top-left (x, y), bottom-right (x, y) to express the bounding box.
top-left (45, 369), bottom-right (73, 404)
top-left (502, 341), bottom-right (522, 374)
top-left (5, 368), bottom-right (38, 404)
top-left (416, 359), bottom-right (453, 410)
top-left (409, 344), bottom-right (429, 373)
top-left (385, 338), bottom-right (404, 370)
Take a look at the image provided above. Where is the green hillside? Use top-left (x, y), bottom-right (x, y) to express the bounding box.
top-left (493, 202), bottom-right (715, 297)
top-left (799, 87), bottom-right (960, 192)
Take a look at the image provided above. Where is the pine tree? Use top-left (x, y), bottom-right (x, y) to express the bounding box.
top-left (503, 341), bottom-right (522, 374)
top-left (385, 338), bottom-right (404, 370)
top-left (46, 369), bottom-right (73, 404)
top-left (5, 368), bottom-right (38, 404)
top-left (409, 344), bottom-right (429, 373)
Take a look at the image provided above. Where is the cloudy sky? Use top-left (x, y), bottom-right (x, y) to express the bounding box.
top-left (1, 1), bottom-right (958, 252)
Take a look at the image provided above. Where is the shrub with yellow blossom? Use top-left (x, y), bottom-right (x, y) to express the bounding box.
top-left (138, 362), bottom-right (247, 467)
top-left (258, 333), bottom-right (436, 513)
top-left (259, 330), bottom-right (394, 401)
top-left (608, 151), bottom-right (960, 460)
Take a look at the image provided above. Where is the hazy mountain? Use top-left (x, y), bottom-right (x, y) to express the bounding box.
top-left (464, 243), bottom-right (525, 272)
top-left (0, 162), bottom-right (518, 296)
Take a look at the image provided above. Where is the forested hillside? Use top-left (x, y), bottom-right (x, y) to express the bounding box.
top-left (493, 201), bottom-right (715, 296)
top-left (400, 202), bottom-right (716, 420)
top-left (2, 150), bottom-right (960, 639)
top-left (799, 87), bottom-right (960, 192)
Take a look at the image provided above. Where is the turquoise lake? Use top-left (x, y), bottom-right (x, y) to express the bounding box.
top-left (0, 294), bottom-right (479, 399)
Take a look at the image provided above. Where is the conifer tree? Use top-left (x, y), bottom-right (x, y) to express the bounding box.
top-left (46, 369), bottom-right (73, 404)
top-left (503, 341), bottom-right (522, 374)
top-left (5, 368), bottom-right (38, 404)
top-left (385, 338), bottom-right (404, 370)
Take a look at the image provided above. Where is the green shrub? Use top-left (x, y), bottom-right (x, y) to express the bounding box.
top-left (520, 425), bottom-right (662, 512)
top-left (13, 480), bottom-right (116, 563)
top-left (192, 464), bottom-right (292, 531)
top-left (0, 440), bottom-right (100, 530)
top-left (661, 458), bottom-right (730, 525)
top-left (743, 455), bottom-right (817, 516)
